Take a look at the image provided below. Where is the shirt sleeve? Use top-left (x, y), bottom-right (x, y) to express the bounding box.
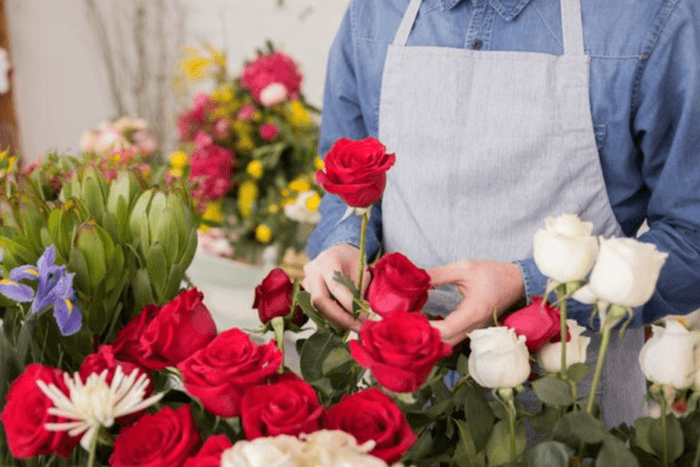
top-left (306, 1), bottom-right (383, 261)
top-left (517, 1), bottom-right (700, 328)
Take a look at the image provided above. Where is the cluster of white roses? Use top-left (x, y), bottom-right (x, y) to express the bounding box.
top-left (220, 430), bottom-right (412, 467)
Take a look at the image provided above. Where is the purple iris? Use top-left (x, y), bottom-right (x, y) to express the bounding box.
top-left (0, 245), bottom-right (82, 336)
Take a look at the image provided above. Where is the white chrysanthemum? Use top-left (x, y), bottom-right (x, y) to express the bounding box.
top-left (37, 366), bottom-right (164, 450)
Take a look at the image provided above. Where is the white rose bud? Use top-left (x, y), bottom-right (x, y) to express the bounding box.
top-left (537, 319), bottom-right (591, 372)
top-left (468, 327), bottom-right (530, 389)
top-left (588, 237), bottom-right (668, 307)
top-left (638, 320), bottom-right (700, 389)
top-left (221, 436), bottom-right (303, 467)
top-left (533, 214), bottom-right (599, 283)
top-left (259, 82), bottom-right (288, 107)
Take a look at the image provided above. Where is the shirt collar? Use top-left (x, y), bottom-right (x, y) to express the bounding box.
top-left (442, 0), bottom-right (535, 21)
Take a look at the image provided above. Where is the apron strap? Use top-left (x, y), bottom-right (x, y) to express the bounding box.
top-left (393, 0), bottom-right (423, 47)
top-left (561, 0), bottom-right (586, 56)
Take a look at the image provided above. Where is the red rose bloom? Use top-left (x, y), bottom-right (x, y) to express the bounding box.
top-left (503, 296), bottom-right (562, 353)
top-left (316, 137), bottom-right (396, 208)
top-left (366, 252), bottom-right (432, 317)
top-left (79, 345), bottom-right (153, 425)
top-left (241, 373), bottom-right (323, 439)
top-left (182, 434), bottom-right (232, 467)
top-left (241, 51), bottom-right (303, 101)
top-left (323, 388), bottom-right (416, 463)
top-left (111, 304), bottom-right (160, 367)
top-left (138, 288), bottom-right (218, 370)
top-left (349, 310), bottom-right (452, 393)
top-left (178, 328), bottom-right (283, 417)
top-left (253, 268), bottom-right (306, 326)
top-left (110, 405), bottom-right (201, 467)
top-left (1, 364), bottom-right (80, 459)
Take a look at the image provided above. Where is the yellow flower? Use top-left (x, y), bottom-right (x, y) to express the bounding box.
top-left (169, 151), bottom-right (189, 169)
top-left (305, 192), bottom-right (322, 211)
top-left (202, 198), bottom-right (224, 224)
top-left (286, 100), bottom-right (312, 126)
top-left (246, 160), bottom-right (264, 180)
top-left (288, 179), bottom-right (311, 193)
top-left (313, 156), bottom-right (325, 171)
top-left (212, 85), bottom-right (234, 104)
top-left (168, 168), bottom-right (183, 178)
top-left (280, 197), bottom-right (295, 207)
top-left (6, 156), bottom-right (16, 173)
top-left (180, 46), bottom-right (213, 81)
top-left (255, 224), bottom-right (273, 244)
top-left (267, 203), bottom-right (280, 214)
top-left (204, 43), bottom-right (227, 69)
top-left (238, 180), bottom-right (259, 217)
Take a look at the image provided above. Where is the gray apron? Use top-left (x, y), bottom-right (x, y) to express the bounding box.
top-left (378, 0), bottom-right (646, 427)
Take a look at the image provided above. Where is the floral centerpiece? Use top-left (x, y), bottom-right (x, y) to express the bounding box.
top-left (174, 42), bottom-right (323, 268)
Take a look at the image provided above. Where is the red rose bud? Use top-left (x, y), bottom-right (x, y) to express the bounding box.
top-left (316, 137), bottom-right (396, 208)
top-left (178, 328), bottom-right (283, 417)
top-left (349, 310), bottom-right (452, 393)
top-left (1, 364), bottom-right (80, 459)
top-left (139, 288), bottom-right (218, 370)
top-left (253, 268), bottom-right (306, 326)
top-left (182, 435), bottom-right (232, 467)
top-left (366, 252), bottom-right (431, 317)
top-left (111, 304), bottom-right (160, 368)
top-left (323, 388), bottom-right (417, 464)
top-left (503, 296), bottom-right (562, 353)
top-left (110, 405), bottom-right (201, 467)
top-left (241, 373), bottom-right (323, 439)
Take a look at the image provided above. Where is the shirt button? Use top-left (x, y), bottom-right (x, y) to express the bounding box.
top-left (472, 39), bottom-right (481, 50)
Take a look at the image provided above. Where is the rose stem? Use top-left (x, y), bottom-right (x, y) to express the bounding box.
top-left (660, 389), bottom-right (669, 467)
top-left (692, 427), bottom-right (700, 467)
top-left (506, 392), bottom-right (517, 463)
top-left (586, 322), bottom-right (612, 414)
top-left (556, 284), bottom-right (568, 383)
top-left (355, 210), bottom-right (369, 319)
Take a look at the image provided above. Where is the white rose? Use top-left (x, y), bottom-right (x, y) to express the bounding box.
top-left (533, 214), bottom-right (599, 283)
top-left (221, 436), bottom-right (303, 467)
top-left (284, 191), bottom-right (321, 224)
top-left (93, 128), bottom-right (127, 156)
top-left (537, 319), bottom-right (591, 373)
top-left (79, 130), bottom-right (98, 154)
top-left (298, 430), bottom-right (387, 467)
top-left (112, 116), bottom-right (148, 133)
top-left (468, 327), bottom-right (530, 388)
top-left (588, 237), bottom-right (668, 307)
top-left (638, 320), bottom-right (700, 389)
top-left (260, 82), bottom-right (288, 107)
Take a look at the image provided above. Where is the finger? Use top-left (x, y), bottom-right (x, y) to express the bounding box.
top-left (427, 262), bottom-right (469, 287)
top-left (325, 269), bottom-right (355, 312)
top-left (306, 272), bottom-right (362, 332)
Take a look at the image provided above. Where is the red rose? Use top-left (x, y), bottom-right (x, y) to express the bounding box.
top-left (241, 52), bottom-right (303, 101)
top-left (111, 304), bottom-right (160, 367)
top-left (323, 388), bottom-right (417, 463)
top-left (182, 434), bottom-right (232, 467)
top-left (178, 328), bottom-right (283, 417)
top-left (0, 364), bottom-right (80, 459)
top-left (110, 405), bottom-right (201, 467)
top-left (316, 137), bottom-right (396, 208)
top-left (241, 373), bottom-right (323, 439)
top-left (79, 345), bottom-right (153, 425)
top-left (366, 252), bottom-right (432, 317)
top-left (138, 288), bottom-right (218, 370)
top-left (253, 268), bottom-right (306, 326)
top-left (349, 311), bottom-right (452, 393)
top-left (503, 296), bottom-right (562, 352)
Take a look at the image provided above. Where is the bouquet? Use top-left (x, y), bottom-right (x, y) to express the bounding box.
top-left (174, 42), bottom-right (323, 267)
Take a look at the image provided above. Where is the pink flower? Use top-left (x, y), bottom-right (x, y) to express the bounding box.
top-left (133, 130), bottom-right (157, 156)
top-left (237, 104), bottom-right (256, 121)
top-left (241, 52), bottom-right (303, 102)
top-left (178, 94), bottom-right (215, 142)
top-left (259, 123), bottom-right (280, 141)
top-left (189, 131), bottom-right (234, 201)
top-left (213, 119), bottom-right (230, 139)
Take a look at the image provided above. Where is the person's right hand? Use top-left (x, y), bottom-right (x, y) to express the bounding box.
top-left (301, 243), bottom-right (368, 332)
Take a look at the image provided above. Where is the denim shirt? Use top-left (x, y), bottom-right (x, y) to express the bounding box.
top-left (306, 0), bottom-right (700, 327)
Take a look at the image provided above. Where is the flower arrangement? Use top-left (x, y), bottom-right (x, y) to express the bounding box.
top-left (174, 42), bottom-right (322, 267)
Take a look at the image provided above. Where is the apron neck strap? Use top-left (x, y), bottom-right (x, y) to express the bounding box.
top-left (392, 0), bottom-right (586, 56)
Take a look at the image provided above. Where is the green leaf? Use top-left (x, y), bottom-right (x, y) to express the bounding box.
top-left (552, 411), bottom-right (607, 446)
top-left (649, 415), bottom-right (684, 462)
top-left (74, 221), bottom-right (108, 288)
top-left (633, 417), bottom-right (656, 455)
top-left (486, 419), bottom-right (526, 466)
top-left (453, 419), bottom-right (485, 467)
top-left (299, 328), bottom-right (343, 382)
top-left (527, 405), bottom-right (560, 435)
top-left (566, 363), bottom-right (591, 382)
top-left (595, 435), bottom-right (640, 467)
top-left (531, 375), bottom-right (574, 407)
top-left (146, 243), bottom-right (168, 302)
top-left (133, 268), bottom-right (156, 309)
top-left (68, 247), bottom-right (92, 292)
top-left (163, 264), bottom-right (185, 302)
top-left (526, 441), bottom-right (572, 467)
top-left (464, 382), bottom-right (496, 451)
top-left (81, 168), bottom-right (106, 223)
top-left (457, 353), bottom-right (469, 377)
top-left (322, 346), bottom-right (352, 374)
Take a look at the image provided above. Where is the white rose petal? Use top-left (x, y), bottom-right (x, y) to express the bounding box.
top-left (260, 82), bottom-right (288, 107)
top-left (588, 237), bottom-right (668, 307)
top-left (468, 327), bottom-right (530, 388)
top-left (221, 436), bottom-right (303, 467)
top-left (538, 319), bottom-right (591, 373)
top-left (284, 191), bottom-right (321, 224)
top-left (533, 214), bottom-right (599, 283)
top-left (638, 320), bottom-right (700, 389)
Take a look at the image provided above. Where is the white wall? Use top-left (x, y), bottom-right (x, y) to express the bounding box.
top-left (6, 0), bottom-right (349, 161)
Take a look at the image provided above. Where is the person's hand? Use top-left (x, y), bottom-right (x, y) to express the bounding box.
top-left (427, 260), bottom-right (525, 346)
top-left (301, 243), bottom-right (369, 332)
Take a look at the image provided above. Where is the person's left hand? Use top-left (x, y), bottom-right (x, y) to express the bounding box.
top-left (427, 260), bottom-right (526, 346)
